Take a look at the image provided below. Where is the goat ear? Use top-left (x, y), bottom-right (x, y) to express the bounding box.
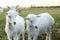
top-left (36, 15), bottom-right (41, 18)
top-left (0, 7), bottom-right (1, 8)
top-left (7, 6), bottom-right (10, 9)
top-left (24, 18), bottom-right (29, 20)
top-left (16, 5), bottom-right (19, 8)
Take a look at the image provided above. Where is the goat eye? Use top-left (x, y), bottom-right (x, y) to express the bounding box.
top-left (35, 26), bottom-right (38, 29)
top-left (31, 21), bottom-right (32, 22)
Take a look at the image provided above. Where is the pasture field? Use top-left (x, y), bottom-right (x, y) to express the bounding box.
top-left (0, 8), bottom-right (60, 40)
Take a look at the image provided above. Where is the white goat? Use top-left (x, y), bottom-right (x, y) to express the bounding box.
top-left (26, 13), bottom-right (55, 40)
top-left (5, 6), bottom-right (25, 40)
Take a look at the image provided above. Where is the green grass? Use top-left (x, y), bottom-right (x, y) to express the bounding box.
top-left (0, 8), bottom-right (60, 40)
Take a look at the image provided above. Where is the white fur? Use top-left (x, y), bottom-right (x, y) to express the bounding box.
top-left (26, 13), bottom-right (54, 40)
top-left (5, 6), bottom-right (25, 40)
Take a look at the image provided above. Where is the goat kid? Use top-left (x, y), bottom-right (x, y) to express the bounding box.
top-left (5, 6), bottom-right (25, 40)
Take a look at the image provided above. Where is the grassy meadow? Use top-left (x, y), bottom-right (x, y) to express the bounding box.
top-left (0, 8), bottom-right (60, 40)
